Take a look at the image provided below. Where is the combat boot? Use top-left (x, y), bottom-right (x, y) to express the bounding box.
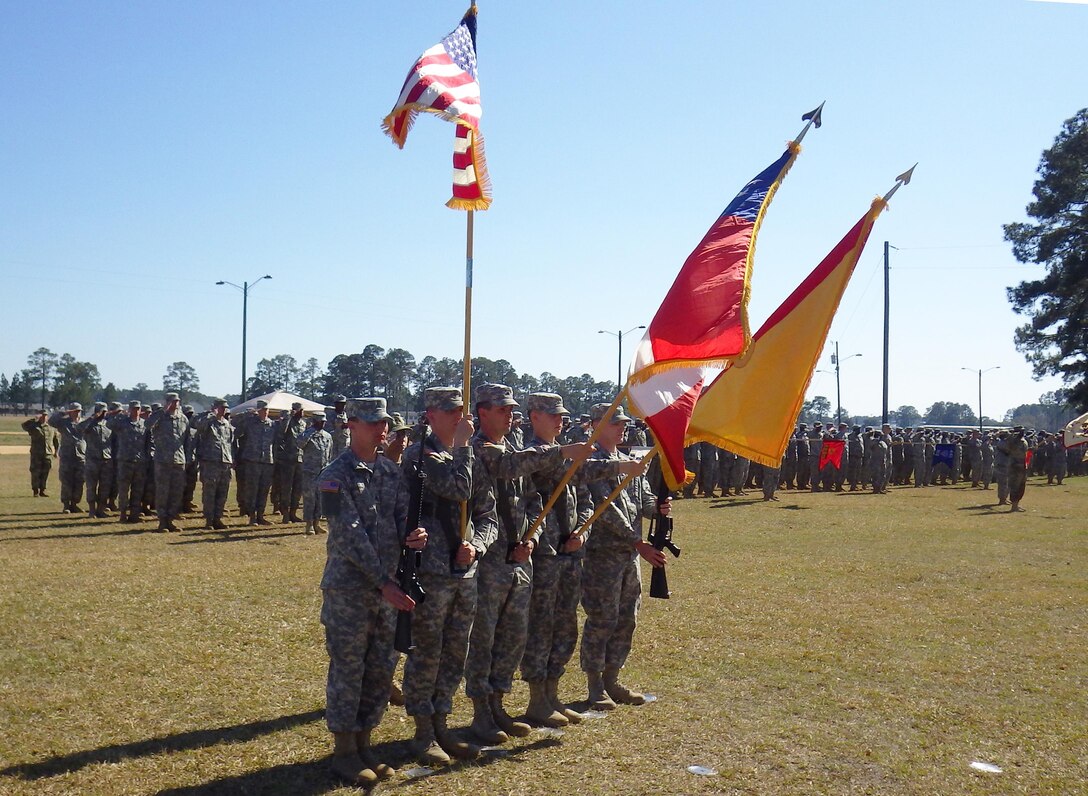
top-left (411, 714), bottom-right (450, 766)
top-left (314, 519), bottom-right (327, 535)
top-left (304, 521), bottom-right (315, 535)
top-left (469, 695), bottom-right (508, 745)
top-left (525, 680), bottom-right (568, 727)
top-left (604, 668), bottom-right (646, 705)
top-left (489, 692), bottom-right (531, 737)
top-left (330, 732), bottom-right (377, 786)
top-left (388, 680), bottom-right (405, 706)
top-left (586, 672), bottom-right (616, 711)
top-left (39, 490), bottom-right (49, 498)
top-left (433, 713), bottom-right (480, 760)
top-left (546, 678), bottom-right (582, 724)
top-left (356, 729), bottom-right (394, 781)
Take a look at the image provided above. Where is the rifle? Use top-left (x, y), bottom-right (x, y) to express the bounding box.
top-left (394, 422), bottom-right (428, 654)
top-left (646, 483), bottom-right (680, 599)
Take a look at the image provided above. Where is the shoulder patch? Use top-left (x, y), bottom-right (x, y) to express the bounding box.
top-left (319, 479), bottom-right (340, 493)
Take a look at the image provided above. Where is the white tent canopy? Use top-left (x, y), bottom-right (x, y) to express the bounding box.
top-left (1063, 411), bottom-right (1088, 448)
top-left (230, 391), bottom-right (328, 415)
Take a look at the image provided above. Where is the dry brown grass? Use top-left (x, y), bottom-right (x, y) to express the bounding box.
top-left (1, 450), bottom-right (1085, 795)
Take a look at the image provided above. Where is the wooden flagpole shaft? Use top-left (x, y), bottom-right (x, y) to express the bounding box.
top-left (570, 447), bottom-right (660, 540)
top-left (459, 210), bottom-right (474, 543)
top-left (520, 387), bottom-right (627, 543)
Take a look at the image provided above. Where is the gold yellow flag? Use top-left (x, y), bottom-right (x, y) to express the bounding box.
top-left (687, 197), bottom-right (888, 466)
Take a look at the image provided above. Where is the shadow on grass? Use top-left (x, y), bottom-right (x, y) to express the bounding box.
top-left (169, 531), bottom-right (303, 545)
top-left (0, 526), bottom-right (151, 542)
top-left (0, 710), bottom-right (324, 781)
top-left (152, 734), bottom-right (561, 795)
top-left (708, 498), bottom-right (764, 508)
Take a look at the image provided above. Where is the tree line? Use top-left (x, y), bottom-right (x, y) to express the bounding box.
top-left (1, 346), bottom-right (618, 418)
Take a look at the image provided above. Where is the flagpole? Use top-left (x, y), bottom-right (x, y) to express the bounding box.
top-left (570, 447), bottom-right (661, 541)
top-left (460, 209), bottom-right (475, 542)
top-left (520, 387), bottom-right (627, 543)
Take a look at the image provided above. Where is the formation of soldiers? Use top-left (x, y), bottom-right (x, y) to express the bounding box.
top-left (679, 422), bottom-right (1083, 513)
top-left (315, 386), bottom-right (667, 786)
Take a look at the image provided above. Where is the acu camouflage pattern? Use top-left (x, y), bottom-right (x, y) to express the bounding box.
top-left (581, 445), bottom-right (657, 675)
top-left (22, 417), bottom-right (57, 493)
top-left (49, 410), bottom-right (86, 509)
top-left (400, 431), bottom-right (497, 717)
top-left (318, 448), bottom-right (408, 734)
top-left (465, 431), bottom-right (563, 698)
top-left (300, 425), bottom-right (334, 522)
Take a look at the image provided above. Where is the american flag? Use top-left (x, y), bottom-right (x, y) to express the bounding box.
top-left (382, 5), bottom-right (491, 211)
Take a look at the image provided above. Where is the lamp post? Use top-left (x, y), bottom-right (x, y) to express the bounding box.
top-left (961, 366), bottom-right (999, 431)
top-left (598, 325), bottom-right (646, 392)
top-left (216, 275), bottom-right (272, 401)
top-left (830, 341), bottom-right (862, 426)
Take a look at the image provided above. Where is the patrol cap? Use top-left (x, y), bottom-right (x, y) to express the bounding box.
top-left (93, 402), bottom-right (107, 412)
top-left (424, 387), bottom-right (463, 411)
top-left (852, 425), bottom-right (861, 432)
top-left (389, 412), bottom-right (411, 433)
top-left (813, 422), bottom-right (823, 428)
top-left (1013, 425), bottom-right (1024, 432)
top-left (128, 400), bottom-right (142, 409)
top-left (590, 402), bottom-right (632, 424)
top-left (182, 404), bottom-right (194, 413)
top-left (345, 397), bottom-right (392, 423)
top-left (307, 412), bottom-right (326, 424)
top-left (108, 401), bottom-right (122, 411)
top-left (475, 383), bottom-right (518, 408)
top-left (798, 422), bottom-right (808, 429)
top-left (255, 400), bottom-right (269, 409)
top-left (164, 392), bottom-right (180, 402)
top-left (526, 392), bottom-right (569, 415)
top-left (291, 401), bottom-right (302, 410)
top-left (67, 401), bottom-right (82, 411)
top-left (212, 398), bottom-right (229, 409)
top-left (334, 394), bottom-right (348, 404)
top-left (150, 403), bottom-right (162, 411)
top-left (873, 430), bottom-right (883, 439)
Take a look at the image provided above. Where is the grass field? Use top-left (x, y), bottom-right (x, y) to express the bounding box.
top-left (0, 449), bottom-right (1085, 795)
top-left (0, 415), bottom-right (36, 446)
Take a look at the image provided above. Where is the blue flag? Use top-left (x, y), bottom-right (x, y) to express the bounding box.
top-left (932, 443), bottom-right (955, 468)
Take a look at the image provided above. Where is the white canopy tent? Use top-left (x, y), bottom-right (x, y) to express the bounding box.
top-left (230, 390), bottom-right (328, 415)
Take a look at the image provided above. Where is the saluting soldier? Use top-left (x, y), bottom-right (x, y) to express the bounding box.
top-left (233, 400), bottom-right (278, 525)
top-left (107, 401), bottom-right (147, 523)
top-left (299, 413), bottom-right (334, 535)
top-left (22, 410), bottom-right (58, 497)
top-left (192, 399), bottom-right (234, 530)
top-left (147, 393), bottom-right (190, 532)
top-left (49, 402), bottom-right (86, 513)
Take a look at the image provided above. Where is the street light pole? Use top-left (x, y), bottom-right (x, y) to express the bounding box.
top-left (216, 275), bottom-right (272, 401)
top-left (830, 341), bottom-right (862, 426)
top-left (961, 366), bottom-right (1000, 431)
top-left (598, 325), bottom-right (646, 391)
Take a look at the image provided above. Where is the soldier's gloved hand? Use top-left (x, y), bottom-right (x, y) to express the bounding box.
top-left (658, 497), bottom-right (672, 516)
top-left (560, 532), bottom-right (584, 553)
top-left (381, 581), bottom-right (416, 611)
top-left (454, 541), bottom-right (476, 566)
top-left (560, 442), bottom-right (594, 462)
top-left (406, 526), bottom-right (427, 550)
top-left (510, 539), bottom-right (534, 563)
top-left (635, 540), bottom-right (667, 568)
top-left (616, 460), bottom-right (645, 477)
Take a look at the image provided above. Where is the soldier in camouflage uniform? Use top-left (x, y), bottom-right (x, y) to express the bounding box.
top-left (233, 400), bottom-right (278, 525)
top-left (141, 404), bottom-right (158, 516)
top-left (520, 393), bottom-right (639, 726)
top-left (49, 402), bottom-right (86, 513)
top-left (682, 443), bottom-right (701, 498)
top-left (148, 393), bottom-right (190, 532)
top-left (318, 397), bottom-right (427, 786)
top-left (582, 401), bottom-right (670, 710)
top-left (104, 402), bottom-right (122, 511)
top-left (846, 425), bottom-right (864, 490)
top-left (181, 405), bottom-right (199, 513)
top-left (325, 395), bottom-right (352, 458)
top-left (867, 431), bottom-right (889, 493)
top-left (401, 387), bottom-right (498, 766)
top-left (276, 402), bottom-right (306, 523)
top-left (382, 413), bottom-right (412, 465)
top-left (22, 410), bottom-right (57, 497)
top-left (299, 414), bottom-right (333, 535)
top-left (1001, 426), bottom-right (1030, 512)
top-left (465, 385), bottom-right (594, 745)
top-left (192, 399), bottom-right (234, 530)
top-left (107, 401), bottom-right (147, 523)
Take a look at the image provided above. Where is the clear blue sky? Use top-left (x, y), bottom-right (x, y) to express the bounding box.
top-left (2, 0), bottom-right (1084, 419)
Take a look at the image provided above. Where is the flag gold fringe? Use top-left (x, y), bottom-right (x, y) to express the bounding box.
top-left (447, 127), bottom-right (492, 211)
top-left (626, 141), bottom-right (802, 387)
